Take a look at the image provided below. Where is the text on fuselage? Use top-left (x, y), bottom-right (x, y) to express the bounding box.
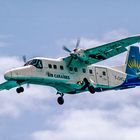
top-left (47, 72), bottom-right (70, 79)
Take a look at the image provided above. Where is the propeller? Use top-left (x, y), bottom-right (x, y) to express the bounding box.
top-left (63, 46), bottom-right (71, 53)
top-left (63, 39), bottom-right (80, 53)
top-left (67, 57), bottom-right (73, 67)
top-left (22, 55), bottom-right (27, 63)
top-left (63, 39), bottom-right (81, 67)
top-left (22, 55), bottom-right (30, 88)
top-left (75, 38), bottom-right (80, 49)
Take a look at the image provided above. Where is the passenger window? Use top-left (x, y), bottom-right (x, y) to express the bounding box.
top-left (74, 67), bottom-right (78, 72)
top-left (102, 71), bottom-right (106, 76)
top-left (48, 64), bottom-right (52, 68)
top-left (82, 68), bottom-right (86, 73)
top-left (53, 65), bottom-right (57, 69)
top-left (60, 65), bottom-right (64, 70)
top-left (69, 67), bottom-right (73, 71)
top-left (89, 69), bottom-right (93, 74)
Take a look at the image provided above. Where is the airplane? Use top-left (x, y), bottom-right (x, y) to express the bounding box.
top-left (1, 35), bottom-right (140, 105)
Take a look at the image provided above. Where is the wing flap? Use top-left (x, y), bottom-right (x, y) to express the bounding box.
top-left (88, 46), bottom-right (127, 64)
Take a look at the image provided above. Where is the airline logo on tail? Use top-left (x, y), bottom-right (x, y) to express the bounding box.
top-left (126, 46), bottom-right (140, 75)
top-left (128, 59), bottom-right (140, 74)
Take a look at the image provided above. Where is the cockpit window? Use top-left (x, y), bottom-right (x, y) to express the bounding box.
top-left (24, 59), bottom-right (43, 69)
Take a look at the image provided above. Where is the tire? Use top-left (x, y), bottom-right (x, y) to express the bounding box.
top-left (88, 86), bottom-right (95, 94)
top-left (57, 97), bottom-right (64, 105)
top-left (16, 88), bottom-right (21, 93)
top-left (19, 87), bottom-right (24, 92)
top-left (16, 87), bottom-right (24, 93)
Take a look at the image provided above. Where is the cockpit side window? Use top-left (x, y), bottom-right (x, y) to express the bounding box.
top-left (37, 60), bottom-right (43, 69)
top-left (24, 59), bottom-right (43, 69)
top-left (24, 60), bottom-right (32, 66)
top-left (31, 59), bottom-right (38, 66)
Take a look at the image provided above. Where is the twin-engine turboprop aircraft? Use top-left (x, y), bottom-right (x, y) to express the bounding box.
top-left (1, 35), bottom-right (140, 105)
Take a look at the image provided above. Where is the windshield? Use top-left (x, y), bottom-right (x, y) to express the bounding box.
top-left (24, 59), bottom-right (43, 69)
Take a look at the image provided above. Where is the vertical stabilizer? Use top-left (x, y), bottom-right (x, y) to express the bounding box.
top-left (125, 46), bottom-right (140, 75)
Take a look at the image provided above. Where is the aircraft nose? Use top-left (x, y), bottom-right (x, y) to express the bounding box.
top-left (4, 71), bottom-right (12, 80)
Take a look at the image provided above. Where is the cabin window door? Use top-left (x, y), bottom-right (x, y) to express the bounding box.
top-left (95, 67), bottom-right (109, 86)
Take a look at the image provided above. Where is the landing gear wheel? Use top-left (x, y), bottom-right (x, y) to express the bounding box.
top-left (16, 88), bottom-right (21, 93)
top-left (19, 87), bottom-right (24, 92)
top-left (16, 87), bottom-right (24, 94)
top-left (88, 86), bottom-right (95, 94)
top-left (57, 96), bottom-right (64, 105)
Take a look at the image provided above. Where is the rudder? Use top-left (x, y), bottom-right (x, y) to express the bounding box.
top-left (125, 46), bottom-right (140, 75)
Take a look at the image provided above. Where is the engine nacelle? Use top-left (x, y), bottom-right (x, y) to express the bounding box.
top-left (73, 49), bottom-right (89, 63)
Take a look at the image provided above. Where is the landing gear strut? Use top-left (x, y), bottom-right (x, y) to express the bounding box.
top-left (83, 78), bottom-right (95, 94)
top-left (16, 87), bottom-right (24, 94)
top-left (57, 93), bottom-right (64, 105)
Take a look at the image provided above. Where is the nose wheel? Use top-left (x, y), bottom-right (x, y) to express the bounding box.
top-left (57, 92), bottom-right (64, 105)
top-left (16, 87), bottom-right (24, 94)
top-left (57, 96), bottom-right (64, 105)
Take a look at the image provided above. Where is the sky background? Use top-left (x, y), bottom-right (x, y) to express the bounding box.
top-left (0, 0), bottom-right (140, 140)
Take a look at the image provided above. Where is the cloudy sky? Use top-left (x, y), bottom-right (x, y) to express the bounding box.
top-left (0, 0), bottom-right (140, 140)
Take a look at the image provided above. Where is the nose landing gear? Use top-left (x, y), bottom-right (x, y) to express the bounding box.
top-left (16, 87), bottom-right (24, 94)
top-left (57, 96), bottom-right (64, 105)
top-left (57, 92), bottom-right (64, 105)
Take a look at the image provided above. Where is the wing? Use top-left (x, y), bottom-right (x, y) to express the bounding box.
top-left (0, 80), bottom-right (19, 91)
top-left (64, 35), bottom-right (140, 66)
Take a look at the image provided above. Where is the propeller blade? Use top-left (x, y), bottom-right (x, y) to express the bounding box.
top-left (75, 38), bottom-right (80, 49)
top-left (63, 46), bottom-right (71, 53)
top-left (67, 57), bottom-right (73, 67)
top-left (22, 55), bottom-right (27, 63)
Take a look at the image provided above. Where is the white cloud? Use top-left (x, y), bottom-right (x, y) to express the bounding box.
top-left (78, 37), bottom-right (104, 48)
top-left (103, 28), bottom-right (130, 41)
top-left (0, 56), bottom-right (56, 118)
top-left (0, 56), bottom-right (22, 74)
top-left (57, 37), bottom-right (104, 50)
top-left (0, 86), bottom-right (56, 118)
top-left (0, 29), bottom-right (140, 140)
top-left (31, 107), bottom-right (140, 140)
top-left (57, 28), bottom-right (130, 49)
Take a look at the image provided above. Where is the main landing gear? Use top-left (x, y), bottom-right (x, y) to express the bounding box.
top-left (88, 86), bottom-right (95, 94)
top-left (57, 93), bottom-right (64, 105)
top-left (16, 87), bottom-right (24, 93)
top-left (83, 78), bottom-right (95, 94)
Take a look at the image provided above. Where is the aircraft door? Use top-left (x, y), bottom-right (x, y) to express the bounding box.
top-left (95, 67), bottom-right (109, 86)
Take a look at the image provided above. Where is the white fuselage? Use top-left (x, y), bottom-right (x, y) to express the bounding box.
top-left (4, 57), bottom-right (127, 93)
